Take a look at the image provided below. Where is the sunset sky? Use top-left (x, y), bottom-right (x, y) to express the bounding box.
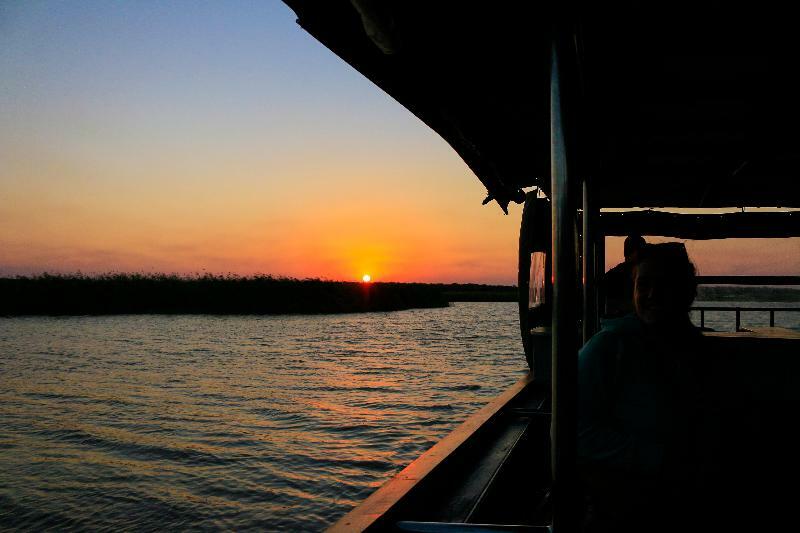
top-left (2, 1), bottom-right (798, 283)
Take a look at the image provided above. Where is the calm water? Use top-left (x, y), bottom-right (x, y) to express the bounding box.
top-left (2, 301), bottom-right (798, 532)
top-left (0, 303), bottom-right (527, 531)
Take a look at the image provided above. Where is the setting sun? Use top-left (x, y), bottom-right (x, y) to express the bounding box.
top-left (362, 274), bottom-right (371, 282)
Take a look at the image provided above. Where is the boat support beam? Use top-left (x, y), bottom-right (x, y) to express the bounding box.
top-left (582, 179), bottom-right (600, 343)
top-left (550, 40), bottom-right (579, 532)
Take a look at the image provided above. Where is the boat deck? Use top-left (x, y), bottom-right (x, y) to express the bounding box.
top-left (330, 326), bottom-right (800, 532)
top-left (330, 374), bottom-right (552, 531)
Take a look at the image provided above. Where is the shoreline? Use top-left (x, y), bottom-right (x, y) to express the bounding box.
top-left (0, 275), bottom-right (518, 316)
top-left (1, 275), bottom-right (796, 316)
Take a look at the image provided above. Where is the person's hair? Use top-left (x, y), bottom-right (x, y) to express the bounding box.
top-left (623, 234), bottom-right (646, 257)
top-left (635, 242), bottom-right (698, 309)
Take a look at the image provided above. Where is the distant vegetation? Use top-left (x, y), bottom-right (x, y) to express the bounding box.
top-left (0, 274), bottom-right (449, 316)
top-left (436, 283), bottom-right (518, 302)
top-left (2, 275), bottom-right (795, 316)
top-left (438, 284), bottom-right (800, 303)
top-left (696, 285), bottom-right (800, 303)
top-left (436, 283), bottom-right (800, 303)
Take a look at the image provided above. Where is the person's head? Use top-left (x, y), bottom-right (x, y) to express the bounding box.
top-left (623, 234), bottom-right (647, 264)
top-left (633, 242), bottom-right (697, 327)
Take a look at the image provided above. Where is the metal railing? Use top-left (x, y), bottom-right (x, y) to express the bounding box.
top-left (691, 306), bottom-right (800, 331)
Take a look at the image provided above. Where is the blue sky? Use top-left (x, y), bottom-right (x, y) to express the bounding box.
top-left (1, 1), bottom-right (797, 281)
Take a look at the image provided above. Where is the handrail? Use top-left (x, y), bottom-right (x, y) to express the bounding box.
top-left (696, 276), bottom-right (800, 286)
top-left (691, 306), bottom-right (800, 330)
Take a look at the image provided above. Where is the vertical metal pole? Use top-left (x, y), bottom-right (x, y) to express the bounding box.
top-left (770, 310), bottom-right (775, 327)
top-left (550, 40), bottom-right (578, 533)
top-left (736, 308), bottom-right (741, 331)
top-left (700, 309), bottom-right (705, 328)
top-left (582, 179), bottom-right (597, 343)
top-left (597, 228), bottom-right (605, 323)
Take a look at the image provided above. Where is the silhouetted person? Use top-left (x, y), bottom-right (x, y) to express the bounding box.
top-left (603, 235), bottom-right (646, 318)
top-left (578, 243), bottom-right (703, 533)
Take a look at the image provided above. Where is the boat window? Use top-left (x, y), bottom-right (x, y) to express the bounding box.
top-left (529, 251), bottom-right (546, 309)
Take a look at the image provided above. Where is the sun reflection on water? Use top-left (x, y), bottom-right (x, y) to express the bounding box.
top-left (0, 303), bottom-right (527, 530)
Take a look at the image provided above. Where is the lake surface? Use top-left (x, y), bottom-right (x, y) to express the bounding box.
top-left (0, 303), bottom-right (527, 531)
top-left (1, 300), bottom-right (798, 531)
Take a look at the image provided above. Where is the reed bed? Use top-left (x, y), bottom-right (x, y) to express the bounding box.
top-left (0, 274), bottom-right (451, 316)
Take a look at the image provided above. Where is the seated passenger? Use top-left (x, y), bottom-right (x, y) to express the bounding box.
top-left (578, 242), bottom-right (703, 532)
top-left (603, 234), bottom-right (646, 318)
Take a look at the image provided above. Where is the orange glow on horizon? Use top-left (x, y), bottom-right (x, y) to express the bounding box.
top-left (362, 274), bottom-right (371, 282)
top-left (2, 6), bottom-right (799, 284)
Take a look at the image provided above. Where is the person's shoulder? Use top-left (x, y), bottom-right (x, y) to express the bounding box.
top-left (603, 262), bottom-right (631, 287)
top-left (601, 313), bottom-right (642, 335)
top-left (582, 315), bottom-right (641, 351)
top-left (604, 261), bottom-right (629, 277)
top-left (580, 316), bottom-right (643, 377)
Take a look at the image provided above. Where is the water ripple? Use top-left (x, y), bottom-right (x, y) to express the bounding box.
top-left (0, 302), bottom-right (529, 531)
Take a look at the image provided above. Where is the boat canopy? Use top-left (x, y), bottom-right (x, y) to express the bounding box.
top-left (284, 0), bottom-right (800, 212)
top-left (599, 210), bottom-right (800, 239)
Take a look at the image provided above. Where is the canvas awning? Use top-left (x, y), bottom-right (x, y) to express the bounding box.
top-left (283, 0), bottom-right (800, 212)
top-left (599, 210), bottom-right (800, 239)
